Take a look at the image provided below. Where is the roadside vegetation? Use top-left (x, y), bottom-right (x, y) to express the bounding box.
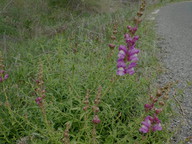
top-left (0, 0), bottom-right (185, 143)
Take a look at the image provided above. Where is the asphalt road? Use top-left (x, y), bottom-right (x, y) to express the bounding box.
top-left (156, 1), bottom-right (192, 143)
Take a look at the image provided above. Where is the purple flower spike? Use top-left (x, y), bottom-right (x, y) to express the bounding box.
top-left (0, 77), bottom-right (2, 82)
top-left (116, 25), bottom-right (140, 76)
top-left (140, 115), bottom-right (162, 133)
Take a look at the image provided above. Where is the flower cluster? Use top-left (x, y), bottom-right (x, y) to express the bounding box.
top-left (140, 83), bottom-right (172, 134)
top-left (0, 52), bottom-right (9, 82)
top-left (117, 32), bottom-right (140, 76)
top-left (139, 115), bottom-right (162, 133)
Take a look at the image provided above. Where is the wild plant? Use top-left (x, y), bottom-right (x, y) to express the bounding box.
top-left (139, 83), bottom-right (172, 134)
top-left (35, 61), bottom-right (48, 128)
top-left (92, 86), bottom-right (102, 144)
top-left (0, 52), bottom-right (9, 83)
top-left (116, 0), bottom-right (146, 76)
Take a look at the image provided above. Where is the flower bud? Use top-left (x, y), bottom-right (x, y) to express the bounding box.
top-left (92, 115), bottom-right (101, 124)
top-left (92, 106), bottom-right (99, 112)
top-left (137, 11), bottom-right (143, 17)
top-left (144, 103), bottom-right (154, 111)
top-left (83, 100), bottom-right (89, 105)
top-left (64, 132), bottom-right (69, 137)
top-left (94, 99), bottom-right (98, 104)
top-left (83, 106), bottom-right (89, 111)
top-left (108, 44), bottom-right (116, 49)
top-left (95, 107), bottom-right (100, 113)
top-left (35, 97), bottom-right (42, 105)
top-left (156, 89), bottom-right (162, 97)
top-left (113, 30), bottom-right (118, 34)
top-left (150, 95), bottom-right (154, 101)
top-left (153, 98), bottom-right (158, 103)
top-left (140, 7), bottom-right (145, 12)
top-left (155, 108), bottom-right (162, 114)
top-left (42, 94), bottom-right (46, 98)
top-left (163, 95), bottom-right (169, 100)
top-left (134, 17), bottom-right (142, 24)
top-left (127, 25), bottom-right (131, 30)
top-left (111, 35), bottom-right (116, 40)
top-left (159, 101), bottom-right (165, 106)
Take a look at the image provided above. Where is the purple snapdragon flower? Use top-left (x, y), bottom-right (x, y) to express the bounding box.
top-left (139, 116), bottom-right (152, 133)
top-left (139, 115), bottom-right (162, 133)
top-left (117, 67), bottom-right (126, 76)
top-left (152, 123), bottom-right (162, 132)
top-left (116, 26), bottom-right (140, 76)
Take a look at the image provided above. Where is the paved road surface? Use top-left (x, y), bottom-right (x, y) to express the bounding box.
top-left (156, 1), bottom-right (192, 143)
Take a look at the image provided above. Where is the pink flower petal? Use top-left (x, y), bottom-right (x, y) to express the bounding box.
top-left (139, 125), bottom-right (149, 133)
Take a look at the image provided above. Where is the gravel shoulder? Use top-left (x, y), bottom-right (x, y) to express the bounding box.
top-left (155, 1), bottom-right (192, 143)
